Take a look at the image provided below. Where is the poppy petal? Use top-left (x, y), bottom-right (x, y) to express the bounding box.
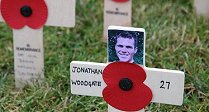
top-left (103, 84), bottom-right (152, 111)
top-left (102, 62), bottom-right (152, 111)
top-left (27, 0), bottom-right (48, 29)
top-left (1, 0), bottom-right (26, 29)
top-left (0, 0), bottom-right (48, 29)
top-left (103, 62), bottom-right (146, 85)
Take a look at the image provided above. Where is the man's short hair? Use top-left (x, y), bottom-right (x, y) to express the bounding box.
top-left (115, 31), bottom-right (138, 48)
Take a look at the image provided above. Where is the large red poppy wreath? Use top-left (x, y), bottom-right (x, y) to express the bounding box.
top-left (0, 0), bottom-right (48, 29)
top-left (102, 62), bottom-right (153, 111)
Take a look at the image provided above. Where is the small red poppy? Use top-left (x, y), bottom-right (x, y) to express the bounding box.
top-left (112, 0), bottom-right (129, 3)
top-left (0, 0), bottom-right (48, 29)
top-left (102, 62), bottom-right (152, 111)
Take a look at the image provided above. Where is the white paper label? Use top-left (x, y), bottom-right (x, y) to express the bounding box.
top-left (13, 27), bottom-right (44, 88)
top-left (70, 61), bottom-right (185, 105)
top-left (103, 0), bottom-right (132, 40)
top-left (70, 61), bottom-right (107, 96)
top-left (45, 0), bottom-right (75, 27)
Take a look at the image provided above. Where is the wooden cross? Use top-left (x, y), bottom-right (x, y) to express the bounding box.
top-left (70, 26), bottom-right (185, 111)
top-left (103, 0), bottom-right (132, 41)
top-left (70, 61), bottom-right (185, 111)
top-left (0, 0), bottom-right (75, 88)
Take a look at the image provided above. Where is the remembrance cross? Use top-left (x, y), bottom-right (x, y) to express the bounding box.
top-left (0, 0), bottom-right (75, 88)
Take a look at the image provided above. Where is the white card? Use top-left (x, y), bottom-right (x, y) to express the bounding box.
top-left (13, 27), bottom-right (44, 88)
top-left (70, 61), bottom-right (107, 96)
top-left (103, 0), bottom-right (132, 41)
top-left (70, 61), bottom-right (185, 106)
top-left (45, 0), bottom-right (75, 27)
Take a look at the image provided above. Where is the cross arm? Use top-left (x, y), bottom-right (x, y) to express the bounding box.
top-left (45, 0), bottom-right (75, 27)
top-left (70, 61), bottom-right (185, 106)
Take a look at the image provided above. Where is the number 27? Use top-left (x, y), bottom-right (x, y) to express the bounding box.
top-left (160, 80), bottom-right (170, 89)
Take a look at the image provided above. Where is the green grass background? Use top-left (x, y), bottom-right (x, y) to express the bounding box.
top-left (0, 0), bottom-right (208, 111)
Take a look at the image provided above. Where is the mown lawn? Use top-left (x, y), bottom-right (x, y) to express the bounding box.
top-left (0, 0), bottom-right (208, 111)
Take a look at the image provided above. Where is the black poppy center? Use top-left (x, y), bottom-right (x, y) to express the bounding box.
top-left (20, 6), bottom-right (33, 17)
top-left (119, 78), bottom-right (133, 91)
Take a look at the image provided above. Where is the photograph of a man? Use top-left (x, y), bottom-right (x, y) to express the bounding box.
top-left (115, 32), bottom-right (137, 63)
top-left (108, 26), bottom-right (145, 65)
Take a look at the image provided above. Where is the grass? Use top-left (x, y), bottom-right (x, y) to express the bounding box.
top-left (0, 0), bottom-right (208, 111)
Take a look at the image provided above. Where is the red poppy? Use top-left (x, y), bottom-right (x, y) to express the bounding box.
top-left (0, 0), bottom-right (48, 29)
top-left (112, 0), bottom-right (129, 3)
top-left (102, 62), bottom-right (152, 111)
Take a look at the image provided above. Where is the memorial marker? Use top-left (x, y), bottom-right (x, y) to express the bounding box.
top-left (71, 26), bottom-right (185, 111)
top-left (107, 26), bottom-right (146, 111)
top-left (0, 0), bottom-right (75, 88)
top-left (70, 61), bottom-right (185, 111)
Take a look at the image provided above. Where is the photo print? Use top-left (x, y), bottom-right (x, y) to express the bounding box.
top-left (108, 26), bottom-right (145, 66)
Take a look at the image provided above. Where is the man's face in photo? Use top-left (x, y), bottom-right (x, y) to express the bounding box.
top-left (115, 37), bottom-right (137, 63)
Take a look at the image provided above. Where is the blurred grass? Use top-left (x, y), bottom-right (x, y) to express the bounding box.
top-left (0, 0), bottom-right (208, 111)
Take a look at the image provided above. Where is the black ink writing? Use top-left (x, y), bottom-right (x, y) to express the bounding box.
top-left (160, 80), bottom-right (170, 89)
top-left (71, 80), bottom-right (101, 87)
top-left (19, 58), bottom-right (34, 64)
top-left (106, 10), bottom-right (128, 16)
top-left (16, 47), bottom-right (41, 52)
top-left (72, 66), bottom-right (103, 75)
